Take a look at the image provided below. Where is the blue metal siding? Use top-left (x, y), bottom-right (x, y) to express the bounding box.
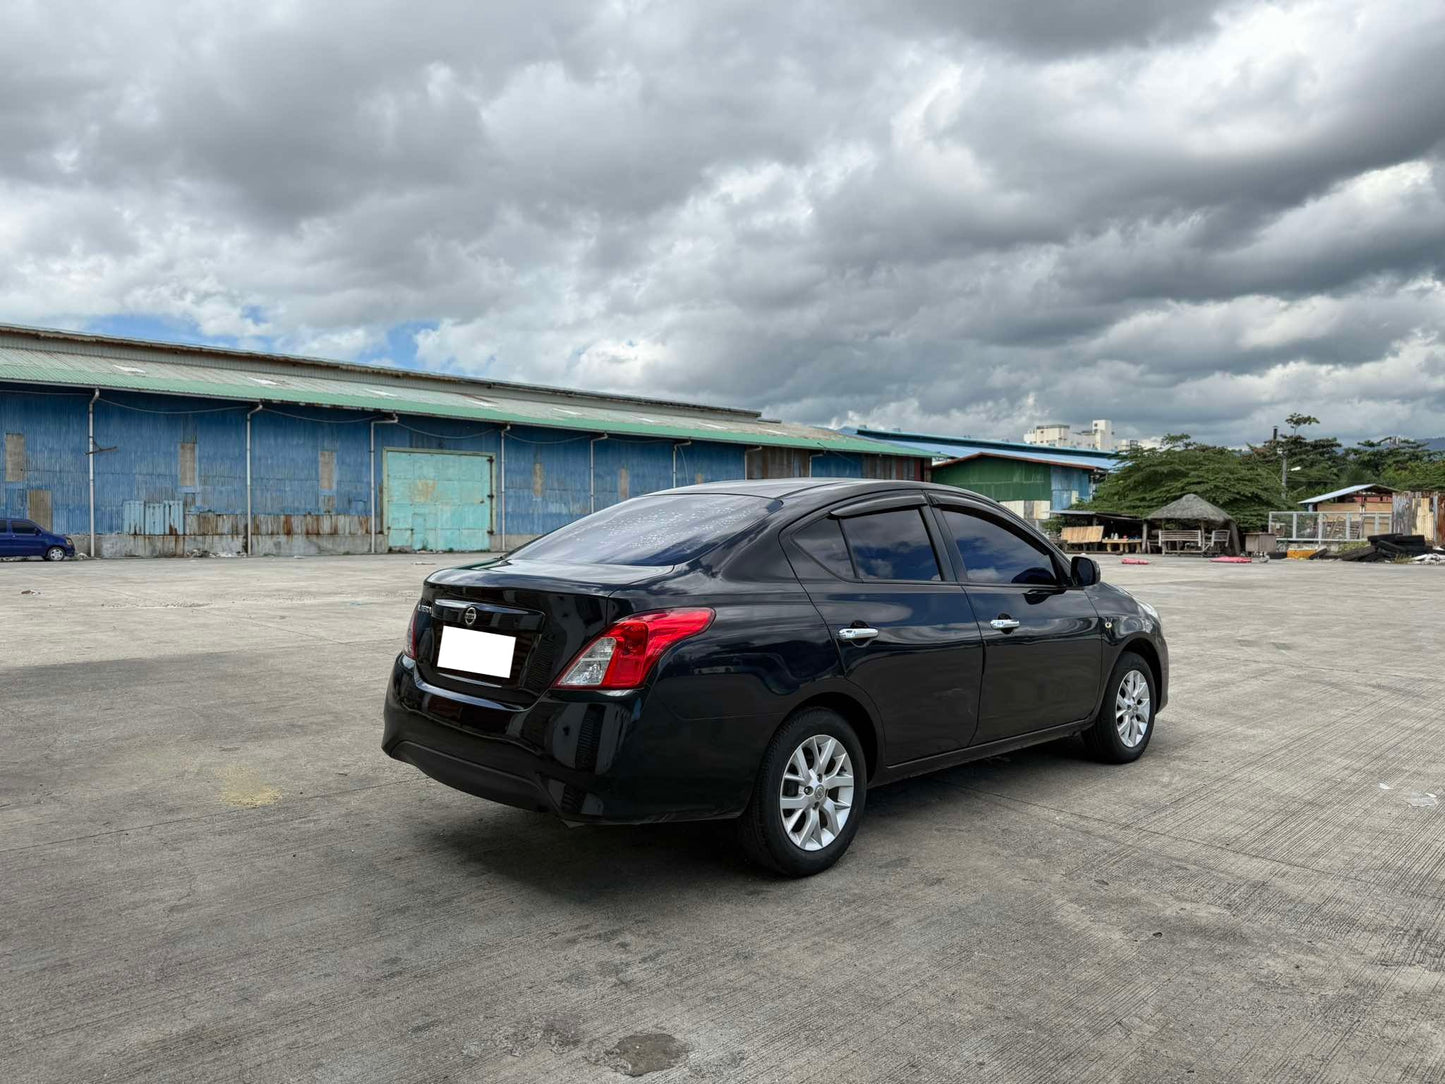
top-left (1, 387), bottom-right (90, 533)
top-left (253, 408), bottom-right (371, 516)
top-left (672, 441), bottom-right (748, 488)
top-left (1050, 464), bottom-right (1096, 510)
top-left (1, 381), bottom-right (761, 551)
top-left (501, 427), bottom-right (590, 536)
top-left (811, 452), bottom-right (863, 478)
top-left (93, 392), bottom-right (251, 532)
top-left (592, 438), bottom-right (669, 510)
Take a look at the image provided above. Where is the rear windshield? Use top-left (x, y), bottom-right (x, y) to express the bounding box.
top-left (515, 493), bottom-right (774, 567)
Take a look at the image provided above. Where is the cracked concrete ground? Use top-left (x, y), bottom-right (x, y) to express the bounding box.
top-left (2, 553), bottom-right (1443, 1083)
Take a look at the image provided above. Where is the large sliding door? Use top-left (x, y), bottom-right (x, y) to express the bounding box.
top-left (383, 449), bottom-right (493, 552)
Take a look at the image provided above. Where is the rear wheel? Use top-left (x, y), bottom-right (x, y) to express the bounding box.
top-left (1082, 651), bottom-right (1156, 763)
top-left (736, 708), bottom-right (867, 876)
top-left (44, 547), bottom-right (66, 562)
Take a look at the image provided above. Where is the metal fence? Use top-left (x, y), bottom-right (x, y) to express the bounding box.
top-left (1267, 511), bottom-right (1393, 543)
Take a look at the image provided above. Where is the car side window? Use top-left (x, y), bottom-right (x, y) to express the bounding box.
top-left (12, 521), bottom-right (39, 535)
top-left (793, 517), bottom-right (854, 578)
top-left (939, 508), bottom-right (1059, 586)
top-left (839, 509), bottom-right (941, 582)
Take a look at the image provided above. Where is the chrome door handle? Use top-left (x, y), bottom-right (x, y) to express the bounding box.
top-left (837, 626), bottom-right (880, 643)
top-left (990, 617), bottom-right (1021, 631)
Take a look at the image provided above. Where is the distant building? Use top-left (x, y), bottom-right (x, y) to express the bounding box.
top-left (1024, 419), bottom-right (1158, 453)
top-left (842, 427), bottom-right (1118, 526)
top-left (1116, 436), bottom-right (1163, 453)
top-left (1024, 423), bottom-right (1077, 448)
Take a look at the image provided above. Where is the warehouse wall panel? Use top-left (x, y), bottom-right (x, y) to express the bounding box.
top-left (1, 379), bottom-right (917, 556)
top-left (670, 441), bottom-right (747, 487)
top-left (811, 452), bottom-right (863, 478)
top-left (90, 391), bottom-right (251, 534)
top-left (500, 427), bottom-right (591, 538)
top-left (592, 438), bottom-right (673, 511)
top-left (0, 386), bottom-right (90, 535)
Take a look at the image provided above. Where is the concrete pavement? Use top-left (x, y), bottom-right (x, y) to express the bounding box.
top-left (2, 554), bottom-right (1443, 1082)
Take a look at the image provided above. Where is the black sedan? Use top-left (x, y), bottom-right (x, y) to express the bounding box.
top-left (384, 479), bottom-right (1167, 875)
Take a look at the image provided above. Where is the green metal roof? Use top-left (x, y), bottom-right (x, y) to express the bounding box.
top-left (0, 325), bottom-right (917, 458)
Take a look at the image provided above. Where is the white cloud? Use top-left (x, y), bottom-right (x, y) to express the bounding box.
top-left (0, 0), bottom-right (1443, 443)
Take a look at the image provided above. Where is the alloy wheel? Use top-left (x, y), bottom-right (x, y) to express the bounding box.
top-left (779, 734), bottom-right (854, 851)
top-left (1115, 670), bottom-right (1151, 748)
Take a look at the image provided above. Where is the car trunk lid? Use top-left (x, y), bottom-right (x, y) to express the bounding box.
top-left (415, 558), bottom-right (668, 705)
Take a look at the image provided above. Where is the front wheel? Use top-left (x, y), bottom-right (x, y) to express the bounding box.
top-left (736, 708), bottom-right (867, 876)
top-left (1082, 651), bottom-right (1156, 763)
top-left (44, 547), bottom-right (66, 562)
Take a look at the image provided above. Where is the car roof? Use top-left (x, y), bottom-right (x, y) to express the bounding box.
top-left (654, 477), bottom-right (999, 507)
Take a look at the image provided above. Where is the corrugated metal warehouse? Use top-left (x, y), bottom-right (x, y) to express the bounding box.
top-left (843, 427), bottom-right (1117, 524)
top-left (0, 325), bottom-right (926, 558)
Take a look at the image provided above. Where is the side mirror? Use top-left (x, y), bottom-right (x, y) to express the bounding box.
top-left (1072, 555), bottom-right (1099, 587)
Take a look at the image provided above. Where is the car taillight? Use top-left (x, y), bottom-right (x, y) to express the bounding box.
top-left (402, 606), bottom-right (419, 659)
top-left (554, 608), bottom-right (714, 690)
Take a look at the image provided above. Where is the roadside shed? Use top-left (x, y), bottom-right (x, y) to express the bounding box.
top-left (1146, 493), bottom-right (1240, 555)
top-left (1298, 483), bottom-right (1395, 514)
top-left (1049, 508), bottom-right (1147, 553)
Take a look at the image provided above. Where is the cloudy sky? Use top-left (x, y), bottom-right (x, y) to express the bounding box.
top-left (3, 0), bottom-right (1445, 445)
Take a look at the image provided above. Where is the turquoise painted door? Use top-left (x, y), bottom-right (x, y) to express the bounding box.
top-left (384, 450), bottom-right (493, 552)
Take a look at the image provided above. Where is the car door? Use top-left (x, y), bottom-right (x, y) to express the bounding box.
top-left (10, 519), bottom-right (44, 558)
top-left (0, 520), bottom-right (14, 558)
top-left (931, 500), bottom-right (1103, 746)
top-left (783, 493), bottom-right (984, 766)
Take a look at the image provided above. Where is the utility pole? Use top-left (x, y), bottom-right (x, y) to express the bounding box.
top-left (1274, 426), bottom-right (1287, 497)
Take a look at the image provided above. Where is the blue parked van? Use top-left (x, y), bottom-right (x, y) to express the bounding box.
top-left (0, 519), bottom-right (75, 561)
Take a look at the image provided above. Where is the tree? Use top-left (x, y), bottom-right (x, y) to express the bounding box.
top-left (1077, 422), bottom-right (1444, 532)
top-left (1245, 413), bottom-right (1344, 500)
top-left (1344, 438), bottom-right (1444, 482)
top-left (1383, 459), bottom-right (1445, 491)
top-left (1078, 437), bottom-right (1281, 530)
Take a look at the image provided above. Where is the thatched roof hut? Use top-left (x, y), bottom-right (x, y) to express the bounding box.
top-left (1146, 493), bottom-right (1234, 523)
top-left (1146, 493), bottom-right (1240, 553)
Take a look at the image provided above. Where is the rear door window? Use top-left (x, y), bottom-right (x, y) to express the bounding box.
top-left (792, 517), bottom-right (854, 578)
top-left (938, 508), bottom-right (1059, 586)
top-left (516, 493), bottom-right (774, 567)
top-left (839, 509), bottom-right (941, 582)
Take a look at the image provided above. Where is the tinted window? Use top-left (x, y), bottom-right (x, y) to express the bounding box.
top-left (516, 493), bottom-right (773, 567)
top-left (840, 509), bottom-right (941, 582)
top-left (940, 509), bottom-right (1057, 586)
top-left (793, 517), bottom-right (853, 578)
top-left (12, 521), bottom-right (39, 535)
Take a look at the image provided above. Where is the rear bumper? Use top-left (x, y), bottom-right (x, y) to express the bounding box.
top-left (383, 656), bottom-right (779, 824)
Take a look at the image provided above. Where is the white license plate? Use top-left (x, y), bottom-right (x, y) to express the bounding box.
top-left (437, 626), bottom-right (516, 678)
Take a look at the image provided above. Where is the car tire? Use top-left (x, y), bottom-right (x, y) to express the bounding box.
top-left (1082, 650), bottom-right (1157, 764)
top-left (44, 547), bottom-right (66, 562)
top-left (736, 707), bottom-right (867, 877)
